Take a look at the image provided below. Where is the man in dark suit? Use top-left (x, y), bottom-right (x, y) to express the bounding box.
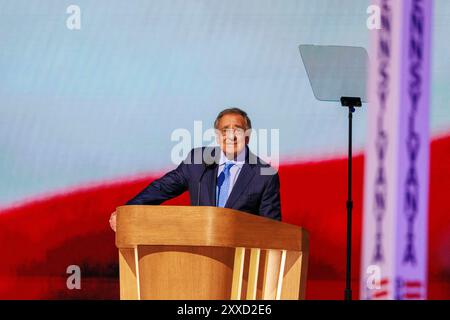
top-left (109, 108), bottom-right (281, 231)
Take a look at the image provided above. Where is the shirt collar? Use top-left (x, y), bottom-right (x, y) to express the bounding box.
top-left (219, 147), bottom-right (246, 166)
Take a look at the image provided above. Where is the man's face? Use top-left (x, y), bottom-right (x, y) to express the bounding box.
top-left (215, 113), bottom-right (250, 158)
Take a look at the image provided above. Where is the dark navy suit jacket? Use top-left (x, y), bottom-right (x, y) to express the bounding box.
top-left (126, 146), bottom-right (281, 221)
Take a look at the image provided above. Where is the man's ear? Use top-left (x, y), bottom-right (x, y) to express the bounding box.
top-left (245, 129), bottom-right (251, 144)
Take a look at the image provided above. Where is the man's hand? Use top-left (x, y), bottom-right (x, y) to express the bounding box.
top-left (109, 211), bottom-right (117, 232)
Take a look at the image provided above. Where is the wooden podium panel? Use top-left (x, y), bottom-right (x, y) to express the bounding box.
top-left (116, 205), bottom-right (309, 300)
top-left (137, 246), bottom-right (234, 300)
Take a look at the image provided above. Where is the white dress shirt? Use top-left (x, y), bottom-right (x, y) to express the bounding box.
top-left (216, 147), bottom-right (246, 198)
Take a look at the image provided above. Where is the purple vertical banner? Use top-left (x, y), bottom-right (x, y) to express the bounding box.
top-left (396, 0), bottom-right (431, 300)
top-left (361, 0), bottom-right (432, 300)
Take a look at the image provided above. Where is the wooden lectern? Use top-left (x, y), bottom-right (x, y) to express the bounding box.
top-left (115, 205), bottom-right (309, 300)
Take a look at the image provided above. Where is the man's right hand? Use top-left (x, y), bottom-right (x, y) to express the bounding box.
top-left (109, 211), bottom-right (117, 232)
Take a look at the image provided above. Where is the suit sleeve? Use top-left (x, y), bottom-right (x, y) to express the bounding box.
top-left (126, 159), bottom-right (189, 205)
top-left (258, 172), bottom-right (282, 221)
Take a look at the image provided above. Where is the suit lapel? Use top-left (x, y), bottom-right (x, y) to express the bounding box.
top-left (225, 163), bottom-right (256, 208)
top-left (202, 147), bottom-right (221, 206)
top-left (203, 165), bottom-right (218, 206)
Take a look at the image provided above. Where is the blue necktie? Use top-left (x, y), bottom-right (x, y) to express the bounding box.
top-left (217, 162), bottom-right (235, 207)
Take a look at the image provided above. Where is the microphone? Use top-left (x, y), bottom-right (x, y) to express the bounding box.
top-left (197, 162), bottom-right (215, 206)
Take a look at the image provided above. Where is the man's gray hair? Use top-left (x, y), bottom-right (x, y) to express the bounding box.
top-left (214, 108), bottom-right (252, 130)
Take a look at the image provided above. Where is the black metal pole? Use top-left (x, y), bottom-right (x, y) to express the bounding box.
top-left (344, 106), bottom-right (355, 301)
